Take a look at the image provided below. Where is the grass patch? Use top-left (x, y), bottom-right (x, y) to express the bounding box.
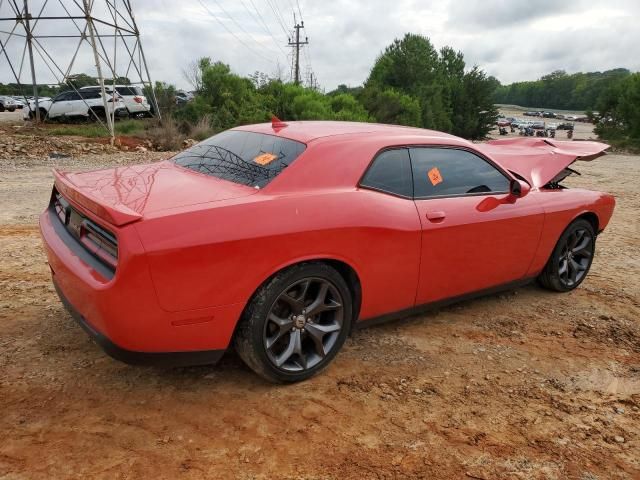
top-left (47, 119), bottom-right (146, 138)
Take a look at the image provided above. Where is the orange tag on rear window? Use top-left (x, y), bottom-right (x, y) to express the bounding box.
top-left (428, 167), bottom-right (443, 186)
top-left (254, 153), bottom-right (278, 166)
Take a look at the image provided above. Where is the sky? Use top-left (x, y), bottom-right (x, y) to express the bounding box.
top-left (1, 0), bottom-right (639, 91)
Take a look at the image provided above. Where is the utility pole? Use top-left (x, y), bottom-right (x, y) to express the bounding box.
top-left (288, 22), bottom-right (308, 85)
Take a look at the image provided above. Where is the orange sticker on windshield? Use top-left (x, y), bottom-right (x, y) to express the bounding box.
top-left (254, 153), bottom-right (278, 165)
top-left (428, 167), bottom-right (443, 186)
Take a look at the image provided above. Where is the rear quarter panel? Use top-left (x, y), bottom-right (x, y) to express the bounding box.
top-left (527, 188), bottom-right (615, 276)
top-left (134, 188), bottom-right (422, 320)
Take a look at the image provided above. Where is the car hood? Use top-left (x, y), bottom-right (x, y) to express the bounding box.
top-left (476, 138), bottom-right (609, 187)
top-left (53, 161), bottom-right (257, 226)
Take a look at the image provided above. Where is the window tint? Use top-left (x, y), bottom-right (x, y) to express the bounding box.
top-left (410, 147), bottom-right (509, 198)
top-left (116, 86), bottom-right (142, 96)
top-left (173, 130), bottom-right (306, 188)
top-left (65, 91), bottom-right (81, 101)
top-left (360, 149), bottom-right (413, 197)
top-left (80, 91), bottom-right (101, 100)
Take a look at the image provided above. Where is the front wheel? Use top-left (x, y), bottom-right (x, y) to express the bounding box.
top-left (234, 263), bottom-right (352, 383)
top-left (538, 219), bottom-right (596, 292)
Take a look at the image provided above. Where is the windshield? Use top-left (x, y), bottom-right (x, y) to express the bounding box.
top-left (173, 130), bottom-right (306, 188)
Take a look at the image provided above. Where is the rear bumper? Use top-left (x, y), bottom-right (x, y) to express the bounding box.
top-left (40, 204), bottom-right (244, 365)
top-left (54, 279), bottom-right (225, 367)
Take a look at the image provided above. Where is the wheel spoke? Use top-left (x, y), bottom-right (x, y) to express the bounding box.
top-left (305, 322), bottom-right (341, 358)
top-left (571, 258), bottom-right (586, 272)
top-left (306, 283), bottom-right (342, 316)
top-left (292, 329), bottom-right (307, 369)
top-left (279, 292), bottom-right (304, 315)
top-left (572, 235), bottom-right (591, 255)
top-left (568, 258), bottom-right (578, 283)
top-left (266, 313), bottom-right (294, 349)
top-left (558, 258), bottom-right (568, 276)
top-left (275, 331), bottom-right (297, 367)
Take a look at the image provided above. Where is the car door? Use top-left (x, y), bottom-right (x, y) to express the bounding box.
top-left (47, 92), bottom-right (72, 118)
top-left (410, 146), bottom-right (544, 305)
top-left (65, 91), bottom-right (85, 116)
top-left (358, 148), bottom-right (422, 317)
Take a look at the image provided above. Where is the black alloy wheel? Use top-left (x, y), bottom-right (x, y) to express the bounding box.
top-left (538, 219), bottom-right (596, 292)
top-left (234, 263), bottom-right (352, 383)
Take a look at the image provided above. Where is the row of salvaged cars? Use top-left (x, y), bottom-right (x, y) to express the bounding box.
top-left (0, 85), bottom-right (151, 121)
top-left (497, 117), bottom-right (576, 137)
top-left (523, 110), bottom-right (590, 122)
top-left (498, 116), bottom-right (575, 130)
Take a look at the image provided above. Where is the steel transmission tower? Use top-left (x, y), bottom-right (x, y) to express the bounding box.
top-left (0, 0), bottom-right (160, 137)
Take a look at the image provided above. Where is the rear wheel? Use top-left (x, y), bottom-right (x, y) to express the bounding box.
top-left (88, 107), bottom-right (106, 122)
top-left (538, 219), bottom-right (595, 292)
top-left (234, 263), bottom-right (352, 383)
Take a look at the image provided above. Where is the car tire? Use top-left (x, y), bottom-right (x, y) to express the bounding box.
top-left (538, 219), bottom-right (596, 292)
top-left (234, 263), bottom-right (353, 383)
top-left (88, 108), bottom-right (106, 122)
top-left (0, 105), bottom-right (4, 112)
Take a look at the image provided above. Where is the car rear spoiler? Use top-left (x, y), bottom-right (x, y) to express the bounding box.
top-left (476, 138), bottom-right (609, 188)
top-left (53, 168), bottom-right (142, 227)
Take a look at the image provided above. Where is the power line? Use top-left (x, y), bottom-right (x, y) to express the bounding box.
top-left (205, 0), bottom-right (280, 57)
top-left (196, 0), bottom-right (275, 64)
top-left (295, 0), bottom-right (304, 23)
top-left (264, 0), bottom-right (290, 38)
top-left (241, 0), bottom-right (287, 57)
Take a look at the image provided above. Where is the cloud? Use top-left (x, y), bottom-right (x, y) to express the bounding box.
top-left (1, 0), bottom-right (638, 91)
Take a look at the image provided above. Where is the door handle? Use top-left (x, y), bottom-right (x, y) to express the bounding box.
top-left (426, 211), bottom-right (446, 222)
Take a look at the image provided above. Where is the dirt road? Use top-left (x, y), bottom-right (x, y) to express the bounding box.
top-left (1, 132), bottom-right (639, 479)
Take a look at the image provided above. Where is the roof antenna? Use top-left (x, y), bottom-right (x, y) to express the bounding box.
top-left (271, 115), bottom-right (288, 130)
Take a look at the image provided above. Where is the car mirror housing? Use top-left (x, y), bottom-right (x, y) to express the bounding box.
top-left (509, 179), bottom-right (531, 199)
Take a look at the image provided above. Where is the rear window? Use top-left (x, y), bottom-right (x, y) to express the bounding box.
top-left (173, 130), bottom-right (306, 188)
top-left (116, 86), bottom-right (143, 96)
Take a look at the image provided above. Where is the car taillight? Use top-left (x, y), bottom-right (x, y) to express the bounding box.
top-left (133, 96), bottom-right (143, 103)
top-left (80, 220), bottom-right (118, 269)
top-left (52, 189), bottom-right (118, 271)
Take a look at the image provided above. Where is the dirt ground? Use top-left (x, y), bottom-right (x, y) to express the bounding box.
top-left (0, 121), bottom-right (639, 480)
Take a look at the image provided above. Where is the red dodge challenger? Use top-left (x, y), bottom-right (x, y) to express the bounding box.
top-left (41, 120), bottom-right (615, 382)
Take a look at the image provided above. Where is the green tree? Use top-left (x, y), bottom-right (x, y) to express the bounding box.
top-left (362, 33), bottom-right (496, 138)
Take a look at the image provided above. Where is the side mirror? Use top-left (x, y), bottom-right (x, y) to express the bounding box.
top-left (509, 179), bottom-right (531, 199)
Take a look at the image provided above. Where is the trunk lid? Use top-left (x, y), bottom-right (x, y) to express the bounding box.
top-left (53, 161), bottom-right (257, 226)
top-left (476, 138), bottom-right (609, 188)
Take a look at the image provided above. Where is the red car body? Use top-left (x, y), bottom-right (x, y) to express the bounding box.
top-left (40, 121), bottom-right (615, 367)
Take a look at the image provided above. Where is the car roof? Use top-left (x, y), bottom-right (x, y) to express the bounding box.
top-left (234, 121), bottom-right (460, 144)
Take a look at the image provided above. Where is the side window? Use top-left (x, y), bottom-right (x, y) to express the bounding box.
top-left (80, 91), bottom-right (101, 100)
top-left (410, 147), bottom-right (510, 198)
top-left (360, 149), bottom-right (413, 198)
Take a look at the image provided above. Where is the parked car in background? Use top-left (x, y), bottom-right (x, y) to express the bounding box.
top-left (24, 90), bottom-right (127, 121)
top-left (556, 122), bottom-right (575, 130)
top-left (80, 85), bottom-right (151, 117)
top-left (42, 120), bottom-right (615, 382)
top-left (10, 97), bottom-right (26, 109)
top-left (175, 90), bottom-right (195, 105)
top-left (0, 95), bottom-right (18, 112)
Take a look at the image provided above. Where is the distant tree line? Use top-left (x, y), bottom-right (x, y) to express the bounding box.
top-left (493, 69), bottom-right (631, 111)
